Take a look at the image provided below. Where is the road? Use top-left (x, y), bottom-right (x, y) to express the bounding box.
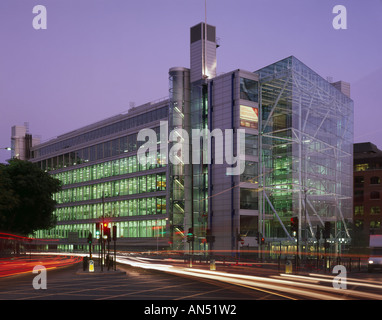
top-left (0, 259), bottom-right (285, 302)
top-left (116, 254), bottom-right (382, 300)
top-left (0, 255), bottom-right (82, 278)
top-left (1, 253), bottom-right (382, 303)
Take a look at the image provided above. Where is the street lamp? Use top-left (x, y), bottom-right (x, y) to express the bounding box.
top-left (1, 147), bottom-right (13, 163)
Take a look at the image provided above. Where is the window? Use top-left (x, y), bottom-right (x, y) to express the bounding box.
top-left (104, 161), bottom-right (112, 178)
top-left (240, 188), bottom-right (258, 210)
top-left (240, 78), bottom-right (258, 102)
top-left (371, 206), bottom-right (381, 215)
top-left (355, 163), bottom-right (369, 172)
top-left (147, 198), bottom-right (155, 215)
top-left (139, 198), bottom-right (147, 215)
top-left (112, 139), bottom-right (119, 156)
top-left (354, 205), bottom-right (364, 216)
top-left (156, 196), bottom-right (166, 214)
top-left (83, 148), bottom-right (89, 162)
top-left (354, 176), bottom-right (364, 188)
top-left (139, 220), bottom-right (147, 237)
top-left (113, 181), bottom-right (120, 197)
top-left (120, 136), bottom-right (128, 153)
top-left (129, 221), bottom-right (138, 237)
top-left (240, 161), bottom-right (258, 183)
top-left (157, 173), bottom-right (166, 191)
top-left (240, 215), bottom-right (258, 237)
top-left (371, 176), bottom-right (381, 185)
top-left (147, 174), bottom-right (156, 193)
top-left (139, 176), bottom-right (147, 193)
top-left (245, 134), bottom-right (258, 156)
top-left (129, 199), bottom-right (138, 216)
top-left (240, 105), bottom-right (258, 129)
top-left (128, 156), bottom-right (137, 173)
top-left (112, 160), bottom-right (120, 176)
top-left (371, 191), bottom-right (380, 200)
top-left (120, 201), bottom-right (128, 217)
top-left (370, 221), bottom-right (381, 229)
top-left (120, 158), bottom-right (128, 174)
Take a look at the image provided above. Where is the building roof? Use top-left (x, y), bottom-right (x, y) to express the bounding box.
top-left (354, 142), bottom-right (382, 160)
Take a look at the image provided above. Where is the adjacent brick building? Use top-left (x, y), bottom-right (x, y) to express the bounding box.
top-left (354, 142), bottom-right (382, 248)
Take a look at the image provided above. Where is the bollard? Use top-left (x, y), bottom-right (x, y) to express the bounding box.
top-left (83, 256), bottom-right (88, 271)
top-left (285, 260), bottom-right (292, 274)
top-left (89, 260), bottom-right (94, 272)
top-left (210, 259), bottom-right (216, 271)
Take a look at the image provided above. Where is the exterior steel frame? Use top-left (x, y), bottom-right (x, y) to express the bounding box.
top-left (257, 56), bottom-right (353, 254)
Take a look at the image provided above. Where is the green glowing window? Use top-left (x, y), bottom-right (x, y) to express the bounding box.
top-left (355, 163), bottom-right (369, 171)
top-left (371, 206), bottom-right (381, 215)
top-left (354, 205), bottom-right (364, 216)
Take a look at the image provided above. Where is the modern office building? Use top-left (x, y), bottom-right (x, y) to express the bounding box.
top-left (28, 22), bottom-right (354, 256)
top-left (258, 57), bottom-right (353, 256)
top-left (353, 142), bottom-right (382, 248)
top-left (31, 101), bottom-right (169, 251)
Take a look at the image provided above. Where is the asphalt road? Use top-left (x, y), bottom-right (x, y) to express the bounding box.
top-left (0, 262), bottom-right (288, 301)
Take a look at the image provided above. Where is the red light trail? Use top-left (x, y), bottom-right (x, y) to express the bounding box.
top-left (0, 232), bottom-right (59, 242)
top-left (0, 255), bottom-right (82, 278)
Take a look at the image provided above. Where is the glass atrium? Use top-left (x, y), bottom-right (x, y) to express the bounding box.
top-left (257, 56), bottom-right (353, 253)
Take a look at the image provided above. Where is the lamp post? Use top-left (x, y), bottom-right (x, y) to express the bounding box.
top-left (0, 147), bottom-right (13, 163)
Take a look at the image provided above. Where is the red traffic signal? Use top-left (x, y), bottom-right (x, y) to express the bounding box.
top-left (291, 217), bottom-right (298, 233)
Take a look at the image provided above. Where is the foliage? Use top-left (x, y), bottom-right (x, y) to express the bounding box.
top-left (0, 159), bottom-right (61, 235)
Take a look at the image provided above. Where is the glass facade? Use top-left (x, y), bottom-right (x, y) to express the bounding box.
top-left (190, 79), bottom-right (209, 253)
top-left (27, 50), bottom-right (353, 256)
top-left (257, 56), bottom-right (353, 251)
top-left (30, 103), bottom-right (169, 251)
top-left (168, 68), bottom-right (191, 250)
top-left (34, 107), bottom-right (168, 158)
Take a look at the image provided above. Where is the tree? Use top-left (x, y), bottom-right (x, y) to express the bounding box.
top-left (0, 159), bottom-right (61, 235)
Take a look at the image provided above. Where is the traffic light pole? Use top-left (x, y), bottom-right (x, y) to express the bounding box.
top-left (89, 238), bottom-right (92, 260)
top-left (99, 236), bottom-right (102, 271)
top-left (100, 227), bottom-right (104, 272)
top-left (113, 225), bottom-right (117, 271)
top-left (101, 194), bottom-right (105, 272)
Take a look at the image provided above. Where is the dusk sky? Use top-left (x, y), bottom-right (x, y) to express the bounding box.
top-left (1, 0), bottom-right (381, 163)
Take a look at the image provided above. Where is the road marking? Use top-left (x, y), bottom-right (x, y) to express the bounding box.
top-left (234, 283), bottom-right (298, 300)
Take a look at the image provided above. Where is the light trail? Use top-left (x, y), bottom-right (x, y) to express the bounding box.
top-left (0, 255), bottom-right (82, 278)
top-left (114, 256), bottom-right (339, 300)
top-left (30, 252), bottom-right (382, 300)
top-left (115, 255), bottom-right (382, 300)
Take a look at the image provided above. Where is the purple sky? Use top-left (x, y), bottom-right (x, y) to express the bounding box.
top-left (1, 0), bottom-right (381, 163)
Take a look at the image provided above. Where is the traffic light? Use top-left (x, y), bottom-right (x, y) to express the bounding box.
top-left (256, 232), bottom-right (265, 245)
top-left (112, 225), bottom-right (117, 241)
top-left (187, 228), bottom-right (194, 242)
top-left (323, 222), bottom-right (331, 239)
top-left (87, 232), bottom-right (93, 244)
top-left (95, 223), bottom-right (100, 239)
top-left (103, 223), bottom-right (111, 241)
top-left (291, 217), bottom-right (298, 234)
top-left (316, 225), bottom-right (321, 240)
